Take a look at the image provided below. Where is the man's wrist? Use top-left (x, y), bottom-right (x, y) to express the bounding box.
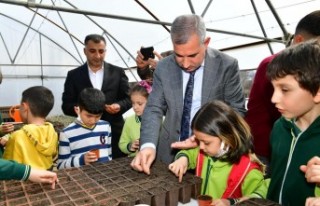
top-left (140, 143), bottom-right (156, 151)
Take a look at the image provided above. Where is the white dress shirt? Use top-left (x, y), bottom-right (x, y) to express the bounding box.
top-left (88, 65), bottom-right (104, 90)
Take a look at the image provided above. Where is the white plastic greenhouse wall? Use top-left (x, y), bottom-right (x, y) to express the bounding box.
top-left (0, 0), bottom-right (319, 117)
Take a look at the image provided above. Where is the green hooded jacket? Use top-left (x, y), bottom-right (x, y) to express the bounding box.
top-left (267, 116), bottom-right (320, 205)
top-left (176, 147), bottom-right (265, 199)
top-left (0, 159), bottom-right (30, 180)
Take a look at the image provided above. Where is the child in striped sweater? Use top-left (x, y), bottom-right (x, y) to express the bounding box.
top-left (57, 88), bottom-right (112, 169)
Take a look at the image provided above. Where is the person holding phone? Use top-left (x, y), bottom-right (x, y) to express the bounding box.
top-left (62, 34), bottom-right (131, 159)
top-left (135, 47), bottom-right (173, 85)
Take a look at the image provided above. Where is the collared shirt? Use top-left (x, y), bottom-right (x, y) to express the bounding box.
top-left (88, 65), bottom-right (104, 90)
top-left (140, 64), bottom-right (204, 151)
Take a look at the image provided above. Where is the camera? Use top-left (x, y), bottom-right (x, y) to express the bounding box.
top-left (140, 46), bottom-right (155, 60)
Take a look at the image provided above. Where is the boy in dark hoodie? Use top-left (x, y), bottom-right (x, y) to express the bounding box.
top-left (265, 39), bottom-right (320, 205)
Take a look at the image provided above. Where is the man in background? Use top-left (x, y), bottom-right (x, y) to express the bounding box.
top-left (62, 34), bottom-right (131, 159)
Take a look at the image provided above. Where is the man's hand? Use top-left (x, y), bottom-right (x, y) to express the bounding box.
top-left (136, 50), bottom-right (150, 70)
top-left (146, 51), bottom-right (162, 68)
top-left (105, 104), bottom-right (120, 114)
top-left (171, 135), bottom-right (198, 150)
top-left (28, 168), bottom-right (58, 189)
top-left (168, 156), bottom-right (188, 182)
top-left (130, 147), bottom-right (156, 175)
top-left (300, 156), bottom-right (320, 183)
top-left (136, 50), bottom-right (162, 70)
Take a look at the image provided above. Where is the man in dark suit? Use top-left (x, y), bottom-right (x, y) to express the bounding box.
top-left (61, 34), bottom-right (131, 159)
top-left (131, 14), bottom-right (246, 174)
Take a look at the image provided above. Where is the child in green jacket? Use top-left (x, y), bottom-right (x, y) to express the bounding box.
top-left (169, 100), bottom-right (265, 205)
top-left (266, 38), bottom-right (320, 205)
top-left (119, 81), bottom-right (151, 157)
top-left (0, 159), bottom-right (57, 189)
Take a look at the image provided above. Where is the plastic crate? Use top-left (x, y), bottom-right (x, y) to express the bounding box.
top-left (0, 106), bottom-right (14, 122)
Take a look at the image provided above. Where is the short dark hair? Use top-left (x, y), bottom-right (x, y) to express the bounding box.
top-left (84, 34), bottom-right (106, 45)
top-left (191, 100), bottom-right (253, 164)
top-left (78, 88), bottom-right (105, 114)
top-left (267, 38), bottom-right (320, 96)
top-left (295, 10), bottom-right (320, 37)
top-left (21, 86), bottom-right (54, 118)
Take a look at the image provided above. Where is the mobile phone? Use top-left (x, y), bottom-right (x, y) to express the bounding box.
top-left (140, 46), bottom-right (155, 60)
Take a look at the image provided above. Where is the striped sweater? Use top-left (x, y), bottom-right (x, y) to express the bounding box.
top-left (57, 119), bottom-right (112, 169)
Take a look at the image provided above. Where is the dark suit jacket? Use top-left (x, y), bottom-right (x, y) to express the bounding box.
top-left (61, 62), bottom-right (131, 157)
top-left (140, 48), bottom-right (246, 164)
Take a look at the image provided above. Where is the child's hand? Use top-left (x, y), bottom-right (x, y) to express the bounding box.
top-left (0, 123), bottom-right (14, 134)
top-left (84, 151), bottom-right (98, 165)
top-left (300, 156), bottom-right (320, 183)
top-left (0, 134), bottom-right (9, 146)
top-left (168, 156), bottom-right (188, 182)
top-left (29, 168), bottom-right (58, 190)
top-left (211, 198), bottom-right (230, 206)
top-left (305, 197), bottom-right (320, 206)
top-left (130, 139), bottom-right (140, 152)
top-left (136, 50), bottom-right (150, 69)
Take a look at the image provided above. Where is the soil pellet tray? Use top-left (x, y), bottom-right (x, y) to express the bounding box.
top-left (237, 198), bottom-right (282, 206)
top-left (0, 157), bottom-right (202, 206)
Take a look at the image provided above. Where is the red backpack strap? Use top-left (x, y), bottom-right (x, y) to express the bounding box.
top-left (196, 150), bottom-right (205, 176)
top-left (222, 155), bottom-right (260, 198)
